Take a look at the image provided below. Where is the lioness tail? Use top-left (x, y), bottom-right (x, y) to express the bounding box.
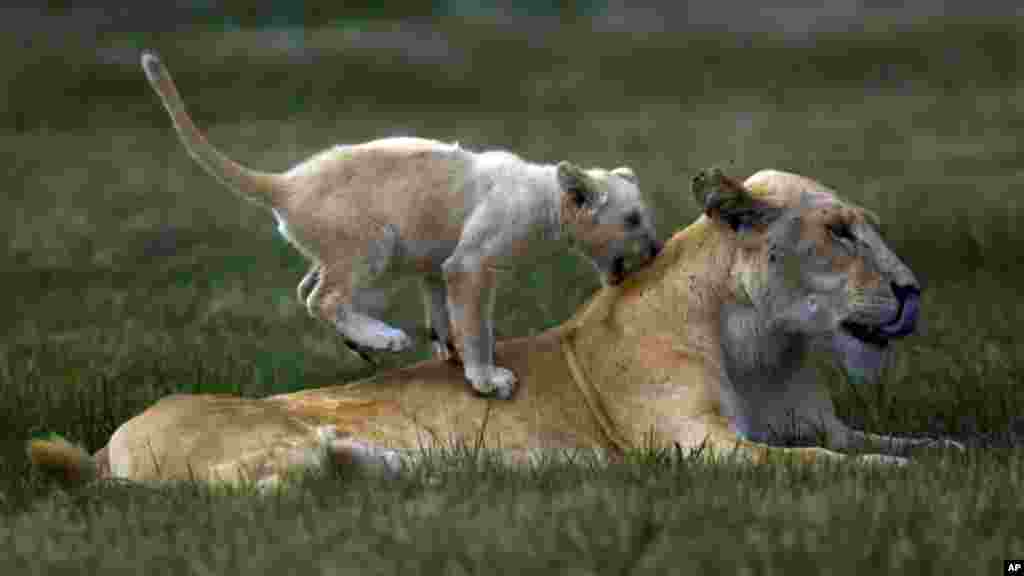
top-left (140, 51), bottom-right (288, 208)
top-left (26, 434), bottom-right (99, 487)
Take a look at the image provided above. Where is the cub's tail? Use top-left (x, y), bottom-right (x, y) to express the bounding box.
top-left (140, 51), bottom-right (289, 209)
top-left (26, 433), bottom-right (100, 487)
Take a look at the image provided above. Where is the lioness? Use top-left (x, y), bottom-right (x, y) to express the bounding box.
top-left (29, 168), bottom-right (962, 490)
top-left (139, 51), bottom-right (660, 399)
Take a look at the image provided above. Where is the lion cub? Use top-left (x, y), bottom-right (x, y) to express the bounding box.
top-left (140, 51), bottom-right (660, 399)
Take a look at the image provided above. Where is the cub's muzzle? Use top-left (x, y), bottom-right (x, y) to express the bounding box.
top-left (606, 237), bottom-right (662, 286)
top-left (647, 238), bottom-right (663, 260)
top-left (607, 256), bottom-right (627, 286)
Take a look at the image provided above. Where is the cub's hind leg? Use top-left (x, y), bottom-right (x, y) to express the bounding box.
top-left (421, 275), bottom-right (460, 364)
top-left (299, 262), bottom-right (380, 360)
top-left (297, 264), bottom-right (321, 308)
top-left (299, 264), bottom-right (377, 362)
top-left (306, 231), bottom-right (412, 356)
top-left (308, 267), bottom-right (412, 354)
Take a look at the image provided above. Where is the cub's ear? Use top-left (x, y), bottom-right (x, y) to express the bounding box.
top-left (610, 166), bottom-right (638, 185)
top-left (691, 167), bottom-right (779, 232)
top-left (557, 161), bottom-right (608, 211)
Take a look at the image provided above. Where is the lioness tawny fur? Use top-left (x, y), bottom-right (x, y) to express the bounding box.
top-left (139, 51), bottom-right (660, 399)
top-left (27, 168), bottom-right (965, 492)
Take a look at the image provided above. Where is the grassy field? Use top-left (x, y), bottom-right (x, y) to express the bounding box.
top-left (2, 15), bottom-right (1023, 573)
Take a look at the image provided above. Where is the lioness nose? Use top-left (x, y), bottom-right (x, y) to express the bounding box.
top-left (891, 282), bottom-right (920, 302)
top-left (883, 281), bottom-right (921, 336)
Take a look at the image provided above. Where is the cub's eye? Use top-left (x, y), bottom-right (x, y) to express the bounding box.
top-left (827, 222), bottom-right (856, 243)
top-left (624, 210), bottom-right (642, 229)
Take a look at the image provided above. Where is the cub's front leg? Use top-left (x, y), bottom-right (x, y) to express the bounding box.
top-left (442, 251), bottom-right (516, 399)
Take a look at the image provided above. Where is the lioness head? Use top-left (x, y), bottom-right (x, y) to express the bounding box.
top-left (692, 168), bottom-right (921, 382)
top-left (556, 161), bottom-right (662, 286)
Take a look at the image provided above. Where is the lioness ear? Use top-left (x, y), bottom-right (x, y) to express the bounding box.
top-left (611, 166), bottom-right (638, 185)
top-left (557, 161), bottom-right (607, 210)
top-left (691, 167), bottom-right (779, 232)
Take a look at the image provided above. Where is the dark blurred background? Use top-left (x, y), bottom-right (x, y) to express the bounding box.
top-left (8, 1), bottom-right (1024, 34)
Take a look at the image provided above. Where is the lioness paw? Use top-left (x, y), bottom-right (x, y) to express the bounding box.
top-left (467, 366), bottom-right (517, 399)
top-left (920, 437), bottom-right (966, 453)
top-left (945, 439), bottom-right (966, 452)
top-left (856, 454), bottom-right (910, 467)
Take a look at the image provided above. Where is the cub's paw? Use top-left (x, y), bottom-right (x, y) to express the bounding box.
top-left (342, 327), bottom-right (412, 364)
top-left (466, 365), bottom-right (518, 400)
top-left (361, 326), bottom-right (412, 353)
top-left (383, 329), bottom-right (413, 353)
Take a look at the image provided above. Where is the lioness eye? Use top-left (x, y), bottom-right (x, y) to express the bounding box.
top-left (624, 210), bottom-right (642, 229)
top-left (827, 222), bottom-right (855, 242)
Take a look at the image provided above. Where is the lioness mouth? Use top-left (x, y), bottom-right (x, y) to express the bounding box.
top-left (840, 289), bottom-right (920, 348)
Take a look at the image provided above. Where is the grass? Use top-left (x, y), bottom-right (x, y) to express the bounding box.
top-left (2, 15), bottom-right (1023, 573)
top-left (4, 450), bottom-right (1023, 573)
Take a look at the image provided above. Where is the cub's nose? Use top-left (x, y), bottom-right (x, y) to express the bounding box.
top-left (647, 238), bottom-right (663, 260)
